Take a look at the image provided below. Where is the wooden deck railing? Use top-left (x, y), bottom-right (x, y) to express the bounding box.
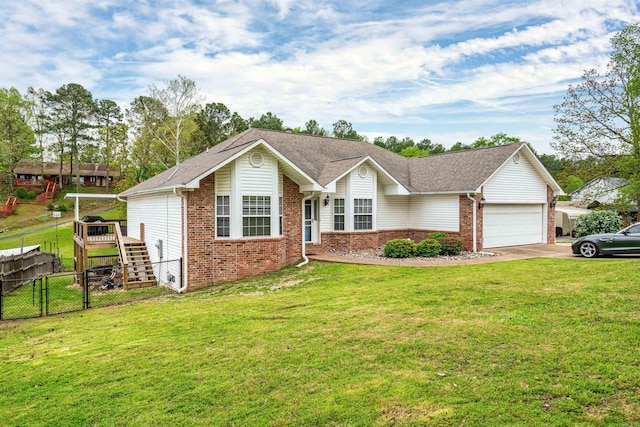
top-left (114, 222), bottom-right (129, 285)
top-left (74, 220), bottom-right (128, 247)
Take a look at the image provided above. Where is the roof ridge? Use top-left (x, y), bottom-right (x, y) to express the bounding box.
top-left (414, 141), bottom-right (525, 159)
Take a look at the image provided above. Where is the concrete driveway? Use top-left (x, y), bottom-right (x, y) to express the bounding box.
top-left (309, 243), bottom-right (576, 267)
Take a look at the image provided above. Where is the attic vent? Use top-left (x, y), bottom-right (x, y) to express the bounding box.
top-left (513, 153), bottom-right (520, 164)
top-left (358, 166), bottom-right (368, 178)
top-left (249, 151), bottom-right (264, 168)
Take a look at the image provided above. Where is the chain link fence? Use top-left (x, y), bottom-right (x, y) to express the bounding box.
top-left (0, 258), bottom-right (181, 321)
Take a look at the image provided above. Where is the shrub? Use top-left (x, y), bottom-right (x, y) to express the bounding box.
top-left (383, 239), bottom-right (415, 258)
top-left (575, 210), bottom-right (622, 237)
top-left (440, 237), bottom-right (463, 255)
top-left (26, 190), bottom-right (36, 200)
top-left (415, 238), bottom-right (441, 258)
top-left (16, 187), bottom-right (28, 199)
top-left (46, 203), bottom-right (55, 211)
top-left (429, 232), bottom-right (448, 240)
top-left (57, 203), bottom-right (68, 212)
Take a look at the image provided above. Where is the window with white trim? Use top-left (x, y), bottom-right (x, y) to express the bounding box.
top-left (353, 198), bottom-right (372, 230)
top-left (216, 195), bottom-right (230, 237)
top-left (334, 198), bottom-right (345, 231)
top-left (243, 196), bottom-right (271, 236)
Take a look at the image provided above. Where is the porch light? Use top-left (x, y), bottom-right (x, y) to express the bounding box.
top-left (550, 197), bottom-right (557, 208)
top-left (478, 196), bottom-right (486, 210)
top-left (324, 194), bottom-right (330, 206)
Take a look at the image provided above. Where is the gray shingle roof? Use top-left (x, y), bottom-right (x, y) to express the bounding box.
top-left (407, 143), bottom-right (524, 192)
top-left (15, 161), bottom-right (120, 177)
top-left (120, 128), bottom-right (532, 197)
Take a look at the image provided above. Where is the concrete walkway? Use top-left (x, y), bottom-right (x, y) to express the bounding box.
top-left (308, 244), bottom-right (577, 267)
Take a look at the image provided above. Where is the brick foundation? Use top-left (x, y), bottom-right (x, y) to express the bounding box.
top-left (306, 228), bottom-right (469, 254)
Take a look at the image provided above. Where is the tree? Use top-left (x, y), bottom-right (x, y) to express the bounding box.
top-left (449, 141), bottom-right (472, 152)
top-left (250, 112), bottom-right (284, 131)
top-left (0, 87), bottom-right (36, 191)
top-left (399, 146), bottom-right (429, 157)
top-left (127, 95), bottom-right (174, 170)
top-left (385, 136), bottom-right (414, 153)
top-left (228, 112), bottom-right (249, 136)
top-left (25, 87), bottom-right (49, 190)
top-left (417, 138), bottom-right (446, 154)
top-left (96, 99), bottom-right (123, 191)
top-left (302, 119), bottom-right (327, 136)
top-left (96, 121), bottom-right (130, 190)
top-left (192, 102), bottom-right (247, 152)
top-left (373, 136), bottom-right (386, 149)
top-left (193, 102), bottom-right (231, 150)
top-left (47, 83), bottom-right (96, 192)
top-left (146, 75), bottom-right (203, 165)
top-left (563, 175), bottom-right (584, 194)
top-left (332, 119), bottom-right (362, 140)
top-left (553, 22), bottom-right (640, 218)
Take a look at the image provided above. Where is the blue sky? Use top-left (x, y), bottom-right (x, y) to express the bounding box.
top-left (2, 0), bottom-right (639, 154)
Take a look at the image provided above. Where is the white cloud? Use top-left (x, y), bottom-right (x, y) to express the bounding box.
top-left (1, 0), bottom-right (639, 153)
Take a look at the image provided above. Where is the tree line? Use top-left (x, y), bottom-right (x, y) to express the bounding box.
top-left (0, 75), bottom-right (539, 194)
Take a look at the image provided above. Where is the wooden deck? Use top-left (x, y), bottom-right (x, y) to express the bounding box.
top-left (74, 220), bottom-right (156, 289)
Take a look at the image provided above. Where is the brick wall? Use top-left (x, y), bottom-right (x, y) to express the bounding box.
top-left (186, 174), bottom-right (215, 287)
top-left (185, 173), bottom-right (304, 291)
top-left (459, 194), bottom-right (483, 252)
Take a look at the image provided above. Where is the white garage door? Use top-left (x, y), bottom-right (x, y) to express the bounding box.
top-left (483, 204), bottom-right (544, 248)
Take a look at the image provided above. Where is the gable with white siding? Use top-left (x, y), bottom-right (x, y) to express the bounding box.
top-left (483, 154), bottom-right (547, 203)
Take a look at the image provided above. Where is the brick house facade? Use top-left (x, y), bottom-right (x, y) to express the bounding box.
top-left (121, 129), bottom-right (563, 291)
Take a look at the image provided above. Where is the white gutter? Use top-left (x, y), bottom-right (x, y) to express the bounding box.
top-left (466, 193), bottom-right (478, 253)
top-left (296, 192), bottom-right (317, 267)
top-left (174, 188), bottom-right (189, 293)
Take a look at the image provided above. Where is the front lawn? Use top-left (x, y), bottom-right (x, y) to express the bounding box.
top-left (0, 259), bottom-right (639, 426)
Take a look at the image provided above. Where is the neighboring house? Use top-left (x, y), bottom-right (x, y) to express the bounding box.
top-left (571, 177), bottom-right (627, 205)
top-left (15, 161), bottom-right (119, 188)
top-left (119, 129), bottom-right (563, 291)
top-left (554, 201), bottom-right (590, 237)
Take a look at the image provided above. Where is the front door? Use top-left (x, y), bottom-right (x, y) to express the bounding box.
top-left (304, 199), bottom-right (318, 243)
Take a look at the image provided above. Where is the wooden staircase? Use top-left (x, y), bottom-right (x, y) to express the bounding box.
top-left (122, 241), bottom-right (157, 289)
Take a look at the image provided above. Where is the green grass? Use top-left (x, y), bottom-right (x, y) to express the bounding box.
top-left (0, 221), bottom-right (75, 266)
top-left (1, 258), bottom-right (639, 426)
top-left (1, 273), bottom-right (172, 320)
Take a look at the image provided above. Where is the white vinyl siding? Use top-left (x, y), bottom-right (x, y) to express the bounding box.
top-left (483, 204), bottom-right (544, 248)
top-left (350, 165), bottom-right (375, 198)
top-left (127, 192), bottom-right (182, 289)
top-left (225, 149), bottom-right (280, 238)
top-left (377, 183), bottom-right (409, 229)
top-left (409, 194), bottom-right (460, 232)
top-left (239, 149), bottom-right (273, 196)
top-left (349, 165), bottom-right (376, 231)
top-left (215, 165), bottom-right (231, 194)
top-left (483, 155), bottom-right (547, 203)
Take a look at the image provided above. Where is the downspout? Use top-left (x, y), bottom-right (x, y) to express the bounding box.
top-left (174, 188), bottom-right (189, 293)
top-left (466, 193), bottom-right (477, 253)
top-left (297, 192), bottom-right (317, 267)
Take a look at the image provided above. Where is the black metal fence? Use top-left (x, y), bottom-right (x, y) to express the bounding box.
top-left (0, 258), bottom-right (182, 321)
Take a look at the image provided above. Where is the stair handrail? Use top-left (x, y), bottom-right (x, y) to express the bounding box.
top-left (114, 222), bottom-right (129, 285)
